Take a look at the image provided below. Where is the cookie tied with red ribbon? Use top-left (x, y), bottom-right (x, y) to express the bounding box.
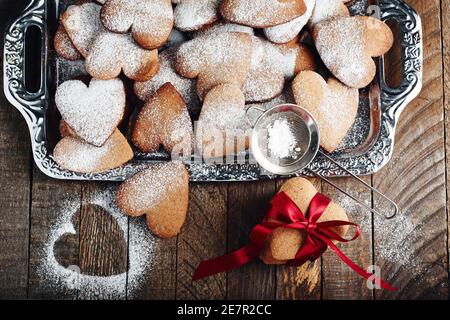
top-left (193, 177), bottom-right (397, 291)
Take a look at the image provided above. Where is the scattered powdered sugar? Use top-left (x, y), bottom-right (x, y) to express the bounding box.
top-left (264, 0), bottom-right (315, 44)
top-left (174, 0), bottom-right (220, 31)
top-left (193, 20), bottom-right (254, 38)
top-left (54, 25), bottom-right (82, 60)
top-left (267, 118), bottom-right (299, 159)
top-left (263, 40), bottom-right (300, 79)
top-left (55, 79), bottom-right (125, 146)
top-left (36, 188), bottom-right (156, 299)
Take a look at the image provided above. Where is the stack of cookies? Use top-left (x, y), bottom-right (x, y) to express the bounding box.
top-left (52, 0), bottom-right (393, 237)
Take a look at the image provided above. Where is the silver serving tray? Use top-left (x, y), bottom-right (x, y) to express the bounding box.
top-left (3, 0), bottom-right (423, 181)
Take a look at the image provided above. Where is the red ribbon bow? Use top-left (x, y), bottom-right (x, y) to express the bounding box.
top-left (193, 191), bottom-right (396, 291)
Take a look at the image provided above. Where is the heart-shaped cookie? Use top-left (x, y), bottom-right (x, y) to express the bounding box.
top-left (176, 32), bottom-right (253, 99)
top-left (195, 83), bottom-right (251, 158)
top-left (220, 0), bottom-right (307, 28)
top-left (292, 71), bottom-right (359, 152)
top-left (132, 83), bottom-right (193, 158)
top-left (116, 161), bottom-right (190, 238)
top-left (263, 0), bottom-right (315, 44)
top-left (174, 0), bottom-right (221, 31)
top-left (134, 48), bottom-right (200, 115)
top-left (313, 16), bottom-right (393, 88)
top-left (55, 78), bottom-right (126, 147)
top-left (53, 129), bottom-right (133, 174)
top-left (260, 177), bottom-right (349, 264)
top-left (308, 0), bottom-right (349, 27)
top-left (61, 2), bottom-right (159, 81)
top-left (101, 0), bottom-right (173, 49)
top-left (54, 25), bottom-right (82, 61)
top-left (61, 3), bottom-right (105, 58)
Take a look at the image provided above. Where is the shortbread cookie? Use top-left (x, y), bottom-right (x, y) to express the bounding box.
top-left (264, 39), bottom-right (317, 79)
top-left (54, 25), bottom-right (82, 60)
top-left (176, 32), bottom-right (253, 100)
top-left (134, 48), bottom-right (199, 112)
top-left (196, 84), bottom-right (250, 158)
top-left (132, 83), bottom-right (193, 158)
top-left (174, 0), bottom-right (221, 31)
top-left (101, 0), bottom-right (173, 49)
top-left (220, 0), bottom-right (307, 28)
top-left (59, 120), bottom-right (77, 138)
top-left (55, 78), bottom-right (126, 147)
top-left (61, 3), bottom-right (104, 58)
top-left (292, 71), bottom-right (359, 152)
top-left (86, 32), bottom-right (159, 81)
top-left (54, 129), bottom-right (133, 173)
top-left (260, 177), bottom-right (349, 264)
top-left (193, 20), bottom-right (254, 38)
top-left (242, 37), bottom-right (284, 102)
top-left (116, 161), bottom-right (190, 238)
top-left (308, 0), bottom-right (349, 27)
top-left (313, 16), bottom-right (393, 88)
top-left (264, 0), bottom-right (315, 44)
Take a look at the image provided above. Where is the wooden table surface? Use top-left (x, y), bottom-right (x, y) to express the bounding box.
top-left (0, 0), bottom-right (449, 300)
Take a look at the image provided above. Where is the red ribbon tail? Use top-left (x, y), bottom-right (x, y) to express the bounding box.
top-left (192, 244), bottom-right (260, 281)
top-left (317, 233), bottom-right (397, 291)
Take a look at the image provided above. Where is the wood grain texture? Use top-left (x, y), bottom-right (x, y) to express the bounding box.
top-left (275, 178), bottom-right (322, 300)
top-left (78, 183), bottom-right (128, 299)
top-left (227, 181), bottom-right (277, 300)
top-left (0, 6), bottom-right (32, 299)
top-left (28, 169), bottom-right (82, 300)
top-left (176, 183), bottom-right (227, 300)
top-left (373, 0), bottom-right (448, 299)
top-left (321, 177), bottom-right (373, 300)
top-left (441, 0), bottom-right (450, 301)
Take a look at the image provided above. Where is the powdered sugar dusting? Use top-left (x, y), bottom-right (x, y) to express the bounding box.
top-left (55, 79), bottom-right (125, 146)
top-left (134, 48), bottom-right (199, 111)
top-left (264, 0), bottom-right (315, 44)
top-left (36, 188), bottom-right (156, 299)
top-left (174, 0), bottom-right (220, 31)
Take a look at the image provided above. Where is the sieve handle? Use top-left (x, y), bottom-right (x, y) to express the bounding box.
top-left (245, 106), bottom-right (266, 128)
top-left (308, 151), bottom-right (399, 220)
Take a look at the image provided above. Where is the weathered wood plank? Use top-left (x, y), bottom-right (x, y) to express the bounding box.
top-left (227, 181), bottom-right (277, 300)
top-left (373, 0), bottom-right (448, 299)
top-left (77, 183), bottom-right (128, 300)
top-left (441, 0), bottom-right (450, 301)
top-left (0, 3), bottom-right (32, 300)
top-left (321, 177), bottom-right (373, 300)
top-left (28, 169), bottom-right (82, 300)
top-left (176, 183), bottom-right (227, 300)
top-left (275, 178), bottom-right (322, 300)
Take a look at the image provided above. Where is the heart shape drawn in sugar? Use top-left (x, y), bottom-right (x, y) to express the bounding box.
top-left (176, 32), bottom-right (253, 100)
top-left (55, 78), bottom-right (126, 147)
top-left (292, 71), bottom-right (359, 153)
top-left (312, 16), bottom-right (393, 89)
top-left (220, 0), bottom-right (307, 28)
top-left (116, 161), bottom-right (190, 239)
top-left (132, 83), bottom-right (194, 159)
top-left (260, 177), bottom-right (349, 264)
top-left (173, 0), bottom-right (221, 31)
top-left (195, 83), bottom-right (251, 159)
top-left (101, 0), bottom-right (174, 49)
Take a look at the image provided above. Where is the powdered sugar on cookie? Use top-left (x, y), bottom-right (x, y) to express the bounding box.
top-left (55, 78), bottom-right (125, 146)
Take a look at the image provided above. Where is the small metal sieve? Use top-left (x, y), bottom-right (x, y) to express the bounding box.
top-left (246, 104), bottom-right (398, 219)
